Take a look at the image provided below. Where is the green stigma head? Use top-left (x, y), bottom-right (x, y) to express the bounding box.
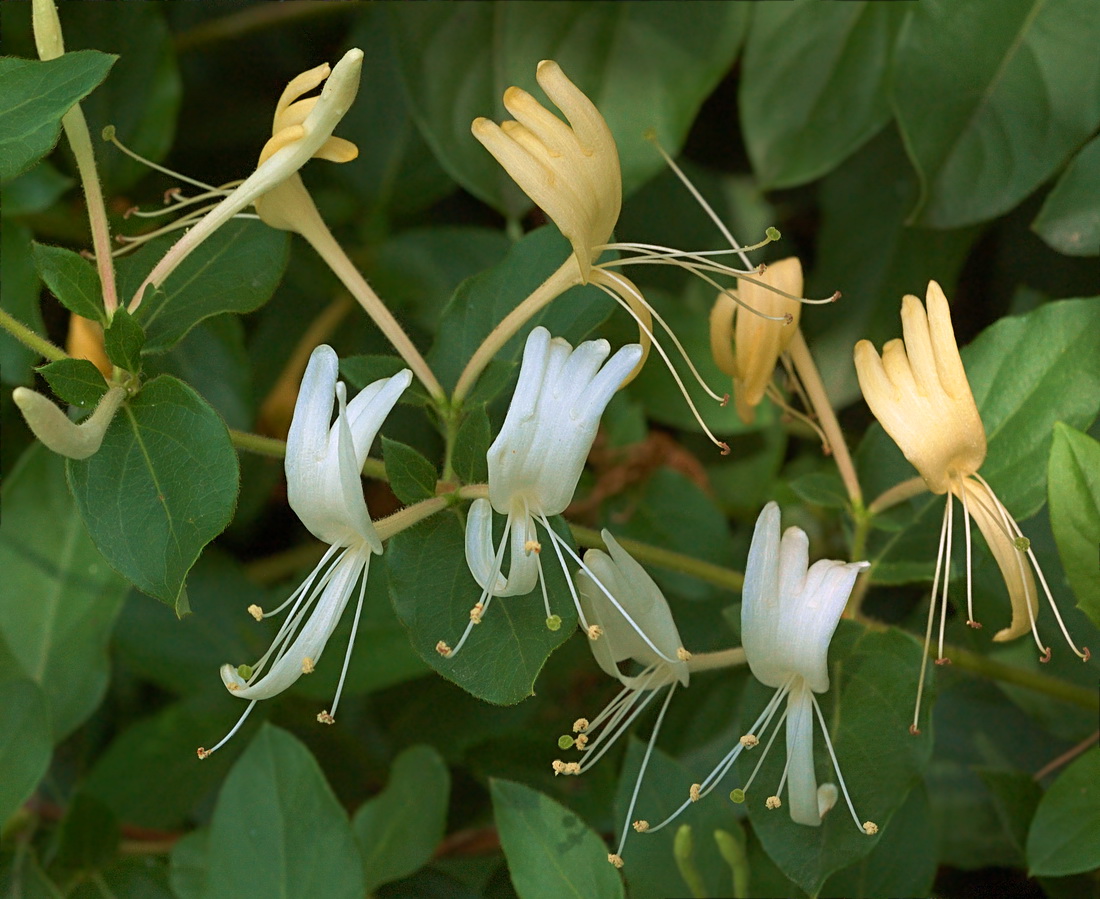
top-left (236, 664), bottom-right (253, 679)
top-left (546, 614), bottom-right (562, 632)
top-left (729, 788), bottom-right (746, 804)
top-left (765, 226), bottom-right (781, 242)
top-left (558, 735), bottom-right (575, 750)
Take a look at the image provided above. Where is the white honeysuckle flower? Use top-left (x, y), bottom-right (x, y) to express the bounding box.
top-left (443, 326), bottom-right (643, 658)
top-left (198, 345), bottom-right (410, 758)
top-left (854, 282), bottom-right (1089, 733)
top-left (13, 385), bottom-right (126, 460)
top-left (644, 503), bottom-right (876, 839)
top-left (133, 50), bottom-right (363, 305)
top-left (555, 531), bottom-right (691, 864)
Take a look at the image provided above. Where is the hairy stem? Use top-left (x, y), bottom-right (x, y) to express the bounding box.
top-left (0, 309), bottom-right (68, 362)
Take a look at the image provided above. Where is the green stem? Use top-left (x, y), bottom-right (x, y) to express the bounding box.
top-left (941, 643), bottom-right (1097, 711)
top-left (227, 428), bottom-right (386, 481)
top-left (0, 309), bottom-right (68, 362)
top-left (868, 476), bottom-right (928, 515)
top-left (569, 524), bottom-right (744, 592)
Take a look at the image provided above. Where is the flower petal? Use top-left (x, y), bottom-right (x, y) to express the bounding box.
top-left (785, 681), bottom-right (821, 827)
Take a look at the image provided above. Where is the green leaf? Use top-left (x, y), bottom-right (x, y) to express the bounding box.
top-left (490, 778), bottom-right (624, 899)
top-left (465, 358), bottom-right (517, 408)
top-left (387, 512), bottom-right (576, 705)
top-left (1033, 134), bottom-right (1100, 256)
top-left (0, 678), bottom-right (52, 825)
top-left (1, 221), bottom-right (45, 386)
top-left (382, 436), bottom-right (438, 504)
top-left (788, 471), bottom-right (850, 511)
top-left (743, 622), bottom-right (933, 895)
top-left (389, 2), bottom-right (747, 215)
top-left (50, 792), bottom-right (119, 874)
top-left (977, 768), bottom-right (1043, 858)
top-left (36, 358), bottom-right (107, 408)
top-left (67, 375), bottom-right (239, 612)
top-left (168, 828), bottom-right (208, 899)
top-left (427, 226), bottom-right (615, 392)
top-left (204, 724), bottom-right (365, 899)
top-left (352, 745), bottom-right (451, 892)
top-left (117, 219), bottom-right (289, 354)
top-left (0, 446), bottom-right (127, 739)
top-left (1048, 423), bottom-right (1100, 627)
top-left (341, 354), bottom-right (429, 407)
top-left (0, 50), bottom-right (116, 182)
top-left (1027, 748), bottom-right (1100, 876)
top-left (32, 242), bottom-right (104, 323)
top-left (1, 161), bottom-right (73, 216)
top-left (740, 0), bottom-right (904, 188)
top-left (894, 0), bottom-right (1100, 227)
top-left (451, 404), bottom-right (491, 485)
top-left (103, 306), bottom-right (145, 372)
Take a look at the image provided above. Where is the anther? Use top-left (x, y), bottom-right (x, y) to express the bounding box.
top-left (632, 820), bottom-right (649, 833)
top-left (1083, 647), bottom-right (1091, 662)
top-left (196, 747), bottom-right (210, 760)
top-left (719, 442), bottom-right (731, 456)
top-left (248, 604), bottom-right (263, 621)
top-left (676, 647), bottom-right (692, 661)
top-left (966, 619), bottom-right (982, 629)
top-left (720, 393), bottom-right (730, 408)
top-left (575, 734), bottom-right (589, 749)
top-left (317, 711), bottom-right (335, 725)
top-left (587, 624), bottom-right (603, 640)
top-left (765, 796), bottom-right (782, 810)
top-left (573, 718), bottom-right (590, 733)
top-left (226, 683), bottom-right (241, 692)
top-left (934, 657), bottom-right (951, 666)
top-left (689, 783), bottom-right (701, 802)
top-left (908, 724), bottom-right (921, 736)
top-left (552, 760), bottom-right (566, 775)
top-left (435, 640), bottom-right (452, 658)
top-left (524, 539), bottom-right (542, 554)
top-left (608, 854), bottom-right (624, 868)
top-left (470, 602), bottom-right (484, 624)
top-left (1039, 647), bottom-right (1052, 663)
top-left (739, 734), bottom-right (759, 749)
top-left (564, 762), bottom-right (581, 775)
top-left (863, 821), bottom-right (879, 835)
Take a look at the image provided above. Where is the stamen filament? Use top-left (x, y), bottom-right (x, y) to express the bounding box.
top-left (198, 699), bottom-right (258, 759)
top-left (105, 128), bottom-right (222, 193)
top-left (327, 556), bottom-right (370, 720)
top-left (810, 693), bottom-right (870, 833)
top-left (447, 515), bottom-right (512, 658)
top-left (912, 498), bottom-right (952, 734)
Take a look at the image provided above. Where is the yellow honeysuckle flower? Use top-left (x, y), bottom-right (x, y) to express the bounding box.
top-left (854, 281), bottom-right (1089, 733)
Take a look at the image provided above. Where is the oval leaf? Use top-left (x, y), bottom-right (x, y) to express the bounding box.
top-left (1048, 423), bottom-right (1100, 628)
top-left (1033, 133), bottom-right (1100, 257)
top-left (0, 678), bottom-right (52, 824)
top-left (1027, 748), bottom-right (1100, 876)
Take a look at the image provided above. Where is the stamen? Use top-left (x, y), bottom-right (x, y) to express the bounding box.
top-left (632, 820), bottom-right (649, 832)
top-left (863, 821), bottom-right (879, 835)
top-left (248, 604), bottom-right (264, 621)
top-left (103, 125), bottom-right (222, 193)
top-left (327, 555), bottom-right (371, 721)
top-left (435, 640), bottom-right (452, 657)
top-left (301, 657), bottom-right (315, 674)
top-left (937, 492), bottom-right (954, 660)
top-left (676, 647), bottom-right (692, 661)
top-left (912, 497), bottom-right (952, 734)
top-left (811, 693), bottom-right (874, 834)
top-left (552, 760), bottom-right (566, 775)
top-left (573, 718), bottom-right (590, 733)
top-left (524, 539), bottom-right (542, 554)
top-left (446, 514), bottom-right (513, 657)
top-left (765, 796), bottom-right (782, 810)
top-left (317, 711), bottom-right (335, 725)
top-left (608, 854), bottom-right (624, 869)
top-left (195, 700), bottom-right (258, 759)
top-left (587, 624), bottom-right (604, 640)
top-left (740, 734), bottom-right (759, 748)
top-left (575, 733), bottom-right (589, 749)
top-left (470, 602), bottom-right (485, 624)
top-left (957, 473), bottom-right (979, 628)
top-left (689, 784), bottom-right (701, 802)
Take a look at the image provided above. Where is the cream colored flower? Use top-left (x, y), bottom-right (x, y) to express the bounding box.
top-left (854, 282), bottom-right (1088, 732)
top-left (710, 257), bottom-right (803, 424)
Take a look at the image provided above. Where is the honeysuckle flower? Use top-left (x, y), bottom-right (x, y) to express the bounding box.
top-left (13, 385), bottom-right (126, 460)
top-left (441, 326), bottom-right (643, 658)
top-left (198, 345), bottom-right (410, 758)
top-left (854, 282), bottom-right (1089, 732)
top-left (553, 531), bottom-right (690, 866)
top-left (132, 50), bottom-right (363, 307)
top-left (710, 257), bottom-right (803, 425)
top-left (643, 503), bottom-right (876, 841)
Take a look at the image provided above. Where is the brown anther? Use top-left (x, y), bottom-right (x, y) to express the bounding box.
top-left (676, 647), bottom-right (692, 661)
top-left (587, 624), bottom-right (603, 640)
top-left (1083, 647), bottom-right (1092, 662)
top-left (966, 619), bottom-right (982, 629)
top-left (469, 603), bottom-right (484, 624)
top-left (163, 187), bottom-right (182, 204)
top-left (720, 393), bottom-right (730, 408)
top-left (783, 312), bottom-right (794, 325)
top-left (317, 710), bottom-right (335, 725)
top-left (632, 820), bottom-right (649, 833)
top-left (196, 747), bottom-right (210, 760)
top-left (863, 821), bottom-right (879, 835)
top-left (739, 734), bottom-right (759, 749)
top-left (573, 718), bottom-right (589, 734)
top-left (719, 442), bottom-right (731, 456)
top-left (831, 290), bottom-right (842, 302)
top-left (765, 795), bottom-right (782, 810)
top-left (301, 657), bottom-right (315, 674)
top-left (1039, 647), bottom-right (1052, 663)
top-left (575, 734), bottom-right (589, 749)
top-left (524, 539), bottom-right (542, 555)
top-left (435, 640), bottom-right (452, 658)
top-left (248, 604), bottom-right (264, 621)
top-left (123, 206), bottom-right (139, 219)
top-left (608, 854), bottom-right (624, 869)
top-left (934, 657), bottom-right (951, 666)
top-left (689, 783), bottom-right (701, 802)
top-left (909, 724), bottom-right (921, 736)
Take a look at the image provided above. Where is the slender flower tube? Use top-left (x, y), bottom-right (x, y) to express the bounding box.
top-left (555, 531), bottom-right (690, 867)
top-left (441, 327), bottom-right (644, 658)
top-left (710, 257), bottom-right (803, 424)
top-left (644, 503), bottom-right (875, 841)
top-left (198, 345), bottom-right (410, 758)
top-left (853, 282), bottom-right (1089, 733)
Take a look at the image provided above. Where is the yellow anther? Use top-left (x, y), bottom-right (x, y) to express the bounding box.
top-left (608, 854), bottom-right (624, 868)
top-left (739, 733), bottom-right (759, 748)
top-left (575, 734), bottom-right (589, 749)
top-left (196, 747), bottom-right (210, 760)
top-left (689, 783), bottom-right (701, 802)
top-left (552, 760), bottom-right (566, 775)
top-left (573, 718), bottom-right (590, 733)
top-left (587, 624), bottom-right (603, 640)
top-left (470, 602), bottom-right (484, 624)
top-left (765, 795), bottom-right (782, 810)
top-left (226, 683), bottom-right (241, 692)
top-left (247, 604), bottom-right (264, 621)
top-left (632, 820), bottom-right (649, 833)
top-left (564, 762), bottom-right (581, 775)
top-left (435, 640), bottom-right (452, 658)
top-left (301, 657), bottom-right (315, 674)
top-left (863, 821), bottom-right (879, 835)
top-left (676, 647), bottom-right (692, 661)
top-left (524, 539), bottom-right (542, 554)
top-left (317, 710), bottom-right (335, 725)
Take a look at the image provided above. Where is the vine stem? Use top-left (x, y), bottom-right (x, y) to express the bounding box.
top-left (227, 428), bottom-right (387, 482)
top-left (452, 257), bottom-right (580, 404)
top-left (940, 643), bottom-right (1097, 711)
top-left (0, 309), bottom-right (68, 362)
top-left (787, 329), bottom-right (862, 506)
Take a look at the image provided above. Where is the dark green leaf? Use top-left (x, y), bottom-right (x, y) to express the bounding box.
top-left (67, 375), bottom-right (239, 612)
top-left (204, 725), bottom-right (365, 899)
top-left (383, 436), bottom-right (438, 504)
top-left (491, 778), bottom-right (624, 899)
top-left (387, 512), bottom-right (576, 705)
top-left (451, 404), bottom-right (491, 485)
top-left (894, 0), bottom-right (1100, 227)
top-left (1, 161), bottom-right (73, 216)
top-left (103, 306), bottom-right (145, 372)
top-left (1048, 423), bottom-right (1100, 628)
top-left (788, 471), bottom-right (849, 511)
top-left (168, 829), bottom-right (207, 899)
top-left (50, 793), bottom-right (119, 873)
top-left (341, 354), bottom-right (429, 407)
top-left (352, 745), bottom-right (451, 892)
top-left (36, 358), bottom-right (107, 408)
top-left (0, 678), bottom-right (52, 825)
top-left (1, 222), bottom-right (44, 385)
top-left (740, 0), bottom-right (903, 188)
top-left (1033, 134), bottom-right (1100, 257)
top-left (465, 358), bottom-right (517, 408)
top-left (0, 50), bottom-right (116, 182)
top-left (977, 768), bottom-right (1043, 857)
top-left (117, 219), bottom-right (289, 354)
top-left (32, 242), bottom-right (104, 323)
top-left (0, 446), bottom-right (127, 739)
top-left (744, 623), bottom-right (933, 895)
top-left (427, 226), bottom-right (615, 392)
top-left (390, 2), bottom-right (747, 214)
top-left (1027, 748), bottom-right (1100, 876)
